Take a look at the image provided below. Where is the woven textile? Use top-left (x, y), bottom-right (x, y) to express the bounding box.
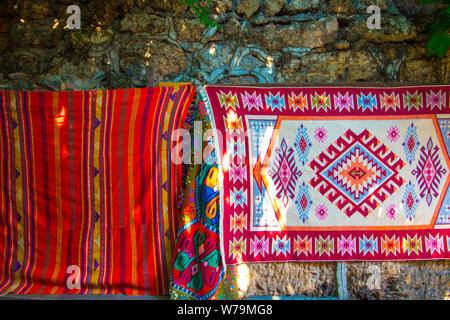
top-left (169, 98), bottom-right (239, 300)
top-left (0, 86), bottom-right (195, 294)
top-left (200, 85), bottom-right (450, 264)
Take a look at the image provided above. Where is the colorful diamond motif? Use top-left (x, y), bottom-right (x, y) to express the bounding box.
top-left (381, 235), bottom-right (400, 256)
top-left (315, 235), bottom-right (334, 256)
top-left (314, 126), bottom-right (327, 143)
top-left (265, 92), bottom-right (286, 112)
top-left (403, 91), bottom-right (423, 111)
top-left (311, 92), bottom-right (331, 112)
top-left (380, 92), bottom-right (400, 111)
top-left (293, 123), bottom-right (312, 166)
top-left (271, 235), bottom-right (291, 257)
top-left (269, 138), bottom-right (302, 207)
top-left (359, 235), bottom-right (378, 256)
top-left (241, 91), bottom-right (263, 111)
top-left (412, 137), bottom-right (447, 206)
top-left (402, 234), bottom-right (423, 256)
top-left (426, 90), bottom-right (446, 110)
top-left (218, 90), bottom-right (239, 109)
top-left (357, 92), bottom-right (377, 111)
top-left (402, 122), bottom-right (420, 165)
top-left (250, 235), bottom-right (270, 258)
top-left (334, 92), bottom-right (354, 112)
top-left (310, 129), bottom-right (405, 217)
top-left (288, 92), bottom-right (308, 111)
top-left (229, 236), bottom-right (246, 260)
top-left (295, 182), bottom-right (312, 224)
top-left (293, 235), bottom-right (312, 256)
top-left (402, 181), bottom-right (419, 221)
top-left (425, 233), bottom-right (444, 255)
top-left (337, 235), bottom-right (357, 256)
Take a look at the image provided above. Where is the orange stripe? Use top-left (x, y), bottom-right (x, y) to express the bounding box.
top-left (49, 92), bottom-right (63, 293)
top-left (128, 88), bottom-right (140, 294)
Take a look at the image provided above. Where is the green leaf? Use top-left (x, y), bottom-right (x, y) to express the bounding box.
top-left (427, 32), bottom-right (450, 57)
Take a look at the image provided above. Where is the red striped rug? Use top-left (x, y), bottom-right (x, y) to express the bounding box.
top-left (0, 86), bottom-right (195, 294)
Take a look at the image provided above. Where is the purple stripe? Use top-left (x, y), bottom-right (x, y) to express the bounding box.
top-left (14, 91), bottom-right (30, 293)
top-left (20, 91), bottom-right (35, 293)
top-left (117, 90), bottom-right (128, 286)
top-left (139, 87), bottom-right (155, 292)
top-left (105, 90), bottom-right (113, 292)
top-left (152, 87), bottom-right (170, 293)
top-left (0, 92), bottom-right (13, 292)
top-left (81, 91), bottom-right (90, 293)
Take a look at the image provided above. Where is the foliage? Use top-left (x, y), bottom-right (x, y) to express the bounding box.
top-left (418, 0), bottom-right (450, 57)
top-left (178, 0), bottom-right (221, 29)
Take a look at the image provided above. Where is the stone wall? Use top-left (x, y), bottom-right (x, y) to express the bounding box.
top-left (0, 0), bottom-right (449, 299)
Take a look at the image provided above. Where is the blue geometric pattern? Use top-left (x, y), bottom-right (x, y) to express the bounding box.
top-left (295, 182), bottom-right (312, 224)
top-left (230, 186), bottom-right (247, 208)
top-left (402, 122), bottom-right (420, 165)
top-left (265, 92), bottom-right (286, 112)
top-left (271, 235), bottom-right (290, 257)
top-left (357, 92), bottom-right (377, 111)
top-left (359, 235), bottom-right (378, 255)
top-left (402, 181), bottom-right (419, 221)
top-left (248, 119), bottom-right (277, 159)
top-left (293, 123), bottom-right (312, 166)
top-left (323, 142), bottom-right (393, 204)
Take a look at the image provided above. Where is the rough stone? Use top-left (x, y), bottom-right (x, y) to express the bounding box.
top-left (70, 28), bottom-right (114, 49)
top-left (117, 35), bottom-right (187, 83)
top-left (348, 14), bottom-right (417, 43)
top-left (261, 0), bottom-right (286, 17)
top-left (249, 16), bottom-right (338, 51)
top-left (347, 261), bottom-right (449, 299)
top-left (299, 16), bottom-right (339, 49)
top-left (119, 13), bottom-right (165, 34)
top-left (175, 18), bottom-right (205, 43)
top-left (0, 48), bottom-right (48, 75)
top-left (393, 0), bottom-right (443, 17)
top-left (244, 262), bottom-right (337, 298)
top-left (399, 59), bottom-right (438, 83)
top-left (236, 0), bottom-right (260, 19)
top-left (10, 18), bottom-right (64, 48)
top-left (326, 0), bottom-right (355, 15)
top-left (283, 0), bottom-right (321, 14)
top-left (150, 0), bottom-right (187, 13)
top-left (335, 40), bottom-right (350, 50)
top-left (40, 74), bottom-right (102, 91)
top-left (281, 49), bottom-right (377, 82)
top-left (19, 0), bottom-right (52, 20)
top-left (0, 34), bottom-right (9, 54)
top-left (0, 18), bottom-right (11, 33)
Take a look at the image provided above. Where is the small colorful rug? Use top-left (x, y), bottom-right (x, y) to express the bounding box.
top-left (200, 85), bottom-right (450, 264)
top-left (0, 85), bottom-right (195, 294)
top-left (169, 97), bottom-right (239, 300)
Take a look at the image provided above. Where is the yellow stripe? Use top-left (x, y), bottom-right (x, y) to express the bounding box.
top-left (158, 82), bottom-right (191, 87)
top-left (9, 92), bottom-right (24, 292)
top-left (161, 89), bottom-right (175, 287)
top-left (26, 91), bottom-right (39, 293)
top-left (90, 90), bottom-right (103, 293)
top-left (128, 89), bottom-right (140, 294)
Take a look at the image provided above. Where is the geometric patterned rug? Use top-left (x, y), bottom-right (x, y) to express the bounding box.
top-left (200, 85), bottom-right (450, 264)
